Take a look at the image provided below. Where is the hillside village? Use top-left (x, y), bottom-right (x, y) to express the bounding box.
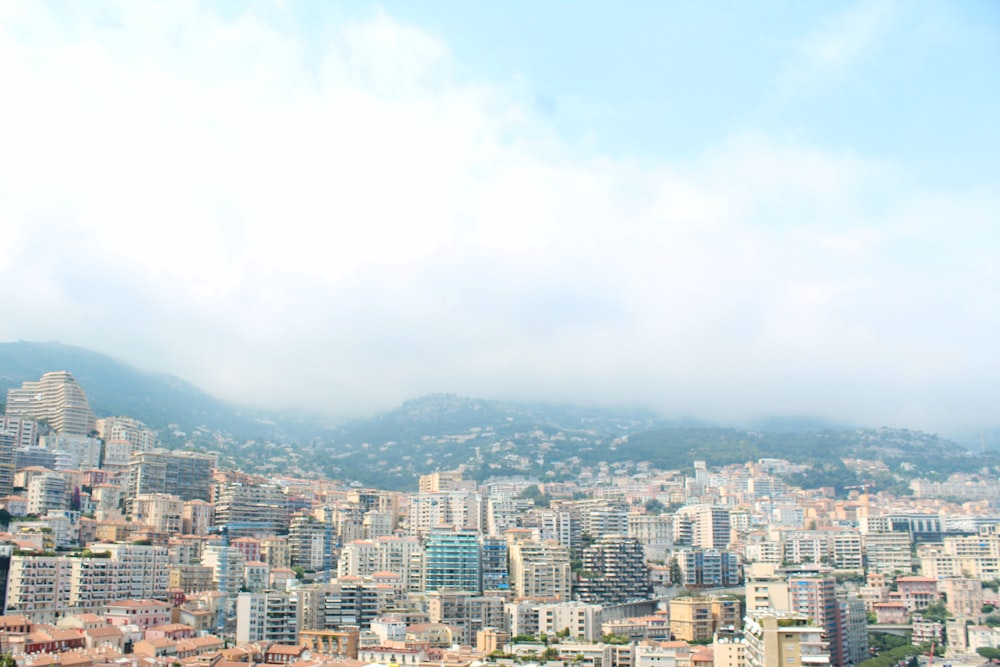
top-left (0, 371), bottom-right (999, 667)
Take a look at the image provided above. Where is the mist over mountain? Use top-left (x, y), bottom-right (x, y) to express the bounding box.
top-left (0, 340), bottom-right (278, 436)
top-left (0, 340), bottom-right (997, 490)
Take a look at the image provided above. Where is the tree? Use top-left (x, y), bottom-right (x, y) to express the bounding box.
top-left (517, 485), bottom-right (551, 508)
top-left (644, 498), bottom-right (666, 514)
top-left (918, 601), bottom-right (950, 623)
top-left (978, 647), bottom-right (1000, 662)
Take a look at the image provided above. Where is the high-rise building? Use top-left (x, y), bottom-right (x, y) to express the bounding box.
top-left (98, 416), bottom-right (157, 474)
top-left (509, 539), bottom-right (571, 601)
top-left (132, 493), bottom-right (183, 533)
top-left (289, 514), bottom-right (333, 571)
top-left (574, 535), bottom-right (649, 605)
top-left (424, 530), bottom-right (481, 593)
top-left (408, 490), bottom-right (483, 535)
top-left (481, 536), bottom-right (509, 592)
top-left (236, 590), bottom-right (301, 644)
top-left (788, 576), bottom-right (846, 666)
top-left (0, 416), bottom-right (40, 449)
top-left (675, 548), bottom-right (742, 588)
top-left (840, 594), bottom-right (869, 666)
top-left (5, 371), bottom-right (96, 436)
top-left (675, 505), bottom-right (731, 550)
top-left (27, 472), bottom-right (67, 515)
top-left (214, 482), bottom-right (290, 535)
top-left (0, 425), bottom-right (18, 497)
top-left (125, 449), bottom-right (215, 514)
top-left (202, 544), bottom-right (246, 596)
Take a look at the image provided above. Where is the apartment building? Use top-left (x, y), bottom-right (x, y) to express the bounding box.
top-left (6, 371), bottom-right (95, 436)
top-left (236, 591), bottom-right (302, 644)
top-left (669, 597), bottom-right (741, 643)
top-left (509, 539), bottom-right (571, 601)
top-left (575, 535), bottom-right (649, 605)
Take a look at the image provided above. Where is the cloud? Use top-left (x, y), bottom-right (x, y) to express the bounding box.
top-left (0, 2), bottom-right (996, 435)
top-left (779, 0), bottom-right (895, 93)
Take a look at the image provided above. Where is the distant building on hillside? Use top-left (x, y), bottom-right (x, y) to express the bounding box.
top-left (6, 371), bottom-right (96, 436)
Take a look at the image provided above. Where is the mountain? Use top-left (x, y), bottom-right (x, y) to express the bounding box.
top-left (0, 340), bottom-right (271, 436)
top-left (1, 342), bottom-right (993, 494)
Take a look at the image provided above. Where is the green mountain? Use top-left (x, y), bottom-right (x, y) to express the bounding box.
top-left (1, 342), bottom-right (994, 495)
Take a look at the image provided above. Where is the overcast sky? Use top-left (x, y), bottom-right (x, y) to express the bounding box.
top-left (1, 1), bottom-right (998, 434)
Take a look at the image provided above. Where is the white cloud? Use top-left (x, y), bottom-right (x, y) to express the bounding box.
top-left (779, 0), bottom-right (895, 93)
top-left (0, 2), bottom-right (996, 434)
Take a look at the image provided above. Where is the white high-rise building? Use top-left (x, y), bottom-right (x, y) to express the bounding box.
top-left (6, 371), bottom-right (96, 436)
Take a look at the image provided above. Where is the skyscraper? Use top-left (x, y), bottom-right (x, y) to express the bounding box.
top-left (424, 530), bottom-right (481, 593)
top-left (6, 371), bottom-right (96, 435)
top-left (125, 449), bottom-right (216, 515)
top-left (574, 535), bottom-right (649, 604)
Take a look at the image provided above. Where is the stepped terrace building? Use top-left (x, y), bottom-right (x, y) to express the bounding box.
top-left (6, 371), bottom-right (95, 436)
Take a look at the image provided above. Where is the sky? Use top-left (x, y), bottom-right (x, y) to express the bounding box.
top-left (0, 1), bottom-right (998, 435)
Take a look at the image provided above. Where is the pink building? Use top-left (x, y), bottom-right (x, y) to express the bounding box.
top-left (896, 576), bottom-right (940, 612)
top-left (105, 600), bottom-right (172, 629)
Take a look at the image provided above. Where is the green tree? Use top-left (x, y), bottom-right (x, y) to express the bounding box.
top-left (644, 498), bottom-right (666, 514)
top-left (919, 601), bottom-right (950, 623)
top-left (978, 647), bottom-right (1000, 662)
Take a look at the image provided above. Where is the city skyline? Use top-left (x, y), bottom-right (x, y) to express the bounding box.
top-left (0, 2), bottom-right (997, 433)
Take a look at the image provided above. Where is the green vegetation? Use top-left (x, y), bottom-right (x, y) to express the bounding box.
top-left (978, 647), bottom-right (1000, 662)
top-left (918, 602), bottom-right (950, 623)
top-left (644, 498), bottom-right (666, 514)
top-left (858, 645), bottom-right (921, 667)
top-left (984, 614), bottom-right (1000, 628)
top-left (517, 484), bottom-right (551, 508)
top-left (601, 633), bottom-right (629, 645)
top-left (869, 632), bottom-right (911, 653)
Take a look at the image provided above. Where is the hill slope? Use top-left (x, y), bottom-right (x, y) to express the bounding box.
top-left (0, 340), bottom-right (262, 435)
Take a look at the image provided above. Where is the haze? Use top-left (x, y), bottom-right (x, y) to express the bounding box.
top-left (0, 2), bottom-right (997, 435)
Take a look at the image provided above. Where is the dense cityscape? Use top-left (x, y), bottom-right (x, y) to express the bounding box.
top-left (0, 370), bottom-right (996, 667)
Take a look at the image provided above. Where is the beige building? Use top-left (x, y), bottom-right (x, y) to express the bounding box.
top-left (745, 564), bottom-right (790, 612)
top-left (743, 611), bottom-right (830, 667)
top-left (509, 539), bottom-right (572, 601)
top-left (132, 493), bottom-right (183, 532)
top-left (939, 577), bottom-right (984, 620)
top-left (669, 597), bottom-right (741, 643)
top-left (182, 499), bottom-right (214, 535)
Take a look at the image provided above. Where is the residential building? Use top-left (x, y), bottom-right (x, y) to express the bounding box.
top-left (5, 371), bottom-right (96, 436)
top-left (126, 449), bottom-right (215, 513)
top-left (669, 597), bottom-right (741, 643)
top-left (427, 590), bottom-right (504, 645)
top-left (236, 590), bottom-right (301, 644)
top-left (214, 482), bottom-right (290, 535)
top-left (509, 539), bottom-right (571, 601)
top-left (575, 535), bottom-right (649, 604)
top-left (742, 610), bottom-right (830, 667)
top-left (424, 530), bottom-right (481, 593)
top-left (676, 549), bottom-right (741, 588)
